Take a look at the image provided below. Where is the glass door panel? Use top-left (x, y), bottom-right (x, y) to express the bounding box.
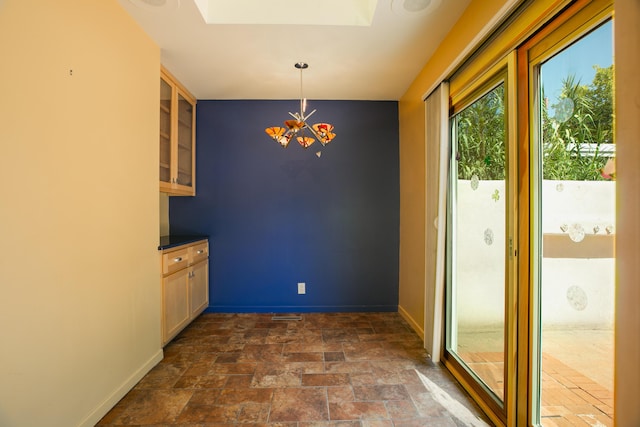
top-left (160, 78), bottom-right (172, 184)
top-left (535, 20), bottom-right (614, 426)
top-left (447, 81), bottom-right (507, 405)
top-left (176, 93), bottom-right (193, 187)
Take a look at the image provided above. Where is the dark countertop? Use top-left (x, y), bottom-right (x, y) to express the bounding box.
top-left (158, 235), bottom-right (208, 250)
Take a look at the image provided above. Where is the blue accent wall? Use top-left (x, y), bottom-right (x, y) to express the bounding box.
top-left (169, 100), bottom-right (399, 313)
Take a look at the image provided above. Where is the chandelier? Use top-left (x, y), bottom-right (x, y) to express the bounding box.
top-left (265, 62), bottom-right (336, 149)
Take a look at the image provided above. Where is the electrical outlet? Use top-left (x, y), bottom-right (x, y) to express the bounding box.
top-left (297, 282), bottom-right (306, 294)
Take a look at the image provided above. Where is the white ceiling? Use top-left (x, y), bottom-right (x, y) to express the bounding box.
top-left (117, 0), bottom-right (471, 100)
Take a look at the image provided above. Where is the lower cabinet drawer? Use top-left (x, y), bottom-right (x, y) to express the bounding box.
top-left (162, 247), bottom-right (189, 275)
top-left (191, 241), bottom-right (209, 265)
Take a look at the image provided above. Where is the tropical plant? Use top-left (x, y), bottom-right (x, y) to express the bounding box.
top-left (454, 65), bottom-right (614, 181)
top-left (455, 84), bottom-right (506, 180)
top-left (542, 65), bottom-right (614, 180)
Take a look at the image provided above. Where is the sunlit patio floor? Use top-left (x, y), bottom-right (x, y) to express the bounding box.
top-left (459, 329), bottom-right (613, 426)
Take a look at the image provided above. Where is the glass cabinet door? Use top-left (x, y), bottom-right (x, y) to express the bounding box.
top-left (160, 77), bottom-right (172, 185)
top-left (176, 92), bottom-right (193, 187)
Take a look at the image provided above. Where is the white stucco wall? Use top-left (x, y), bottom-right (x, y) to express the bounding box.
top-left (455, 179), bottom-right (615, 329)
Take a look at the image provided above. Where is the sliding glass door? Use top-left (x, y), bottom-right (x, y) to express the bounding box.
top-left (445, 62), bottom-right (517, 425)
top-left (525, 10), bottom-right (615, 427)
top-left (441, 1), bottom-right (614, 425)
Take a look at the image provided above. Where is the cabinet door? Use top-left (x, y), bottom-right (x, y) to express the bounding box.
top-left (162, 268), bottom-right (190, 344)
top-left (159, 76), bottom-right (173, 187)
top-left (176, 91), bottom-right (194, 188)
top-left (189, 260), bottom-right (209, 318)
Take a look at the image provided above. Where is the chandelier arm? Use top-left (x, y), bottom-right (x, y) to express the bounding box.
top-left (302, 109), bottom-right (317, 121)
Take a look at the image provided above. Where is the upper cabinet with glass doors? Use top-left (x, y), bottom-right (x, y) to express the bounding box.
top-left (160, 66), bottom-right (196, 196)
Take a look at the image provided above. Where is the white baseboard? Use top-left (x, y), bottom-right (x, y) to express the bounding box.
top-left (77, 349), bottom-right (164, 427)
top-left (398, 304), bottom-right (424, 341)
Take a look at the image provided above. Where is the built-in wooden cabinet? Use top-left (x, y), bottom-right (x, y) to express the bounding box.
top-left (160, 66), bottom-right (196, 196)
top-left (160, 239), bottom-right (208, 346)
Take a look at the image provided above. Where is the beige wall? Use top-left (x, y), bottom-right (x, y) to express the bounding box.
top-left (614, 0), bottom-right (640, 424)
top-left (398, 0), bottom-right (510, 336)
top-left (160, 193), bottom-right (170, 236)
top-left (0, 1), bottom-right (162, 426)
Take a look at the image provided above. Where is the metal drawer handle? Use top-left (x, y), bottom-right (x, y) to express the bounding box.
top-left (197, 250), bottom-right (204, 254)
top-left (173, 257), bottom-right (183, 262)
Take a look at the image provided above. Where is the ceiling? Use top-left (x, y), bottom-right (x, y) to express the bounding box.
top-left (117, 0), bottom-right (471, 100)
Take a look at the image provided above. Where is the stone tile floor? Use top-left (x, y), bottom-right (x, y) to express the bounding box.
top-left (97, 312), bottom-right (492, 426)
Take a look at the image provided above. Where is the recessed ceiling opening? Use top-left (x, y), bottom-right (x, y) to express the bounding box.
top-left (193, 0), bottom-right (378, 26)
